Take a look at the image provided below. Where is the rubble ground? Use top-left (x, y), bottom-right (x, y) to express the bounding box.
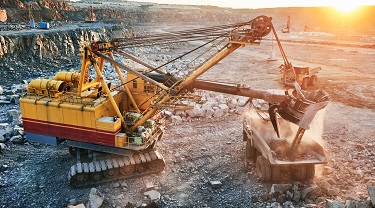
top-left (0, 12), bottom-right (375, 208)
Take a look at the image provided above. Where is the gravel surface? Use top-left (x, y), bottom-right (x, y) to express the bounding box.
top-left (0, 8), bottom-right (375, 208)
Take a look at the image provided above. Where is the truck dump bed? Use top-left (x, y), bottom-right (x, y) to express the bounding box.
top-left (244, 107), bottom-right (327, 166)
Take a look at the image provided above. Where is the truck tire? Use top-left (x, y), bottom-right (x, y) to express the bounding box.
top-left (309, 75), bottom-right (317, 86)
top-left (256, 156), bottom-right (272, 182)
top-left (292, 165), bottom-right (306, 181)
top-left (301, 78), bottom-right (308, 90)
top-left (246, 139), bottom-right (255, 159)
top-left (271, 165), bottom-right (281, 182)
top-left (305, 165), bottom-right (315, 180)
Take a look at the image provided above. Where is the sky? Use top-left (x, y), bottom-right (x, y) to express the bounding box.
top-left (128, 0), bottom-right (375, 9)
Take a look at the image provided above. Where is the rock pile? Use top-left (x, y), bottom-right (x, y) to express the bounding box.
top-left (0, 82), bottom-right (27, 152)
top-left (164, 91), bottom-right (249, 125)
top-left (252, 183), bottom-right (375, 208)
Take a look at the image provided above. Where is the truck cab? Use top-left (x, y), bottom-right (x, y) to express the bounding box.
top-left (280, 66), bottom-right (321, 89)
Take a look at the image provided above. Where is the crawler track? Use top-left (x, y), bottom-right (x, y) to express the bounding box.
top-left (68, 150), bottom-right (165, 188)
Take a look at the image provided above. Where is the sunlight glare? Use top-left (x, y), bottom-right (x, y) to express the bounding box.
top-left (334, 2), bottom-right (359, 13)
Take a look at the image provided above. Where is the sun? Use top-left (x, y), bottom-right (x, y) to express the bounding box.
top-left (333, 2), bottom-right (359, 13)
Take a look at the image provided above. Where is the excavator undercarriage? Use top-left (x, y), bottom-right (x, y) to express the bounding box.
top-left (69, 150), bottom-right (165, 187)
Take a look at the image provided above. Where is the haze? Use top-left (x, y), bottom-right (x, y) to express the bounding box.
top-left (128, 0), bottom-right (375, 9)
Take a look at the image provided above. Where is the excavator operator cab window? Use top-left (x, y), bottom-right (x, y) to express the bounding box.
top-left (143, 80), bottom-right (155, 93)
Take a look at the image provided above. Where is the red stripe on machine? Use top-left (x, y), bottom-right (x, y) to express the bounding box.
top-left (23, 118), bottom-right (120, 146)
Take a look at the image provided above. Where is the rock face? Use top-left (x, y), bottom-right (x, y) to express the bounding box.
top-left (0, 26), bottom-right (128, 59)
top-left (0, 24), bottom-right (133, 86)
top-left (0, 8), bottom-right (6, 22)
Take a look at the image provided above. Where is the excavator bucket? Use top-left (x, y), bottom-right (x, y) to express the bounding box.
top-left (268, 89), bottom-right (329, 140)
top-left (278, 89), bottom-right (330, 130)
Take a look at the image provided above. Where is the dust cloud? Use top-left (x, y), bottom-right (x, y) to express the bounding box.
top-left (244, 107), bottom-right (327, 161)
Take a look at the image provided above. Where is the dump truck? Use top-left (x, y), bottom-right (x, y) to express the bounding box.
top-left (243, 99), bottom-right (327, 182)
top-left (280, 66), bottom-right (321, 90)
top-left (19, 16), bottom-right (329, 187)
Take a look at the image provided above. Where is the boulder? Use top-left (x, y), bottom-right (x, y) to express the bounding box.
top-left (145, 182), bottom-right (156, 191)
top-left (144, 190), bottom-right (161, 201)
top-left (301, 185), bottom-right (321, 200)
top-left (325, 199), bottom-right (344, 208)
top-left (283, 201), bottom-right (294, 208)
top-left (210, 181), bottom-right (222, 189)
top-left (323, 166), bottom-right (335, 175)
top-left (185, 108), bottom-right (204, 118)
top-left (13, 126), bottom-right (25, 136)
top-left (112, 182), bottom-right (120, 188)
top-left (215, 94), bottom-right (226, 104)
top-left (205, 108), bottom-right (215, 117)
top-left (325, 178), bottom-right (336, 185)
top-left (10, 94), bottom-right (19, 104)
top-left (202, 101), bottom-right (217, 109)
top-left (175, 110), bottom-right (186, 117)
top-left (315, 197), bottom-right (325, 204)
top-left (368, 186), bottom-right (375, 206)
top-left (345, 194), bottom-right (360, 201)
top-left (0, 143), bottom-right (5, 152)
top-left (218, 104), bottom-right (229, 113)
top-left (120, 181), bottom-right (128, 188)
top-left (171, 115), bottom-right (183, 125)
top-left (345, 200), bottom-right (373, 208)
top-left (87, 188), bottom-right (104, 208)
top-left (68, 198), bottom-right (77, 205)
top-left (228, 98), bottom-right (238, 108)
top-left (67, 204), bottom-right (85, 208)
top-left (270, 202), bottom-right (282, 208)
top-left (4, 125), bottom-right (12, 135)
top-left (317, 181), bottom-right (330, 189)
top-left (0, 135), bottom-right (5, 143)
top-left (238, 97), bottom-right (249, 106)
top-left (163, 110), bottom-right (173, 117)
top-left (259, 193), bottom-right (270, 201)
top-left (7, 109), bottom-right (20, 121)
top-left (352, 168), bottom-right (364, 179)
top-left (270, 184), bottom-right (293, 195)
top-left (10, 135), bottom-right (23, 144)
top-left (292, 191), bottom-right (301, 203)
top-left (0, 86), bottom-right (3, 94)
top-left (327, 188), bottom-right (339, 196)
top-left (213, 108), bottom-right (224, 117)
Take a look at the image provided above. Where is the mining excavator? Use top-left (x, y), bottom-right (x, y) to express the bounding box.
top-left (19, 16), bottom-right (329, 187)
